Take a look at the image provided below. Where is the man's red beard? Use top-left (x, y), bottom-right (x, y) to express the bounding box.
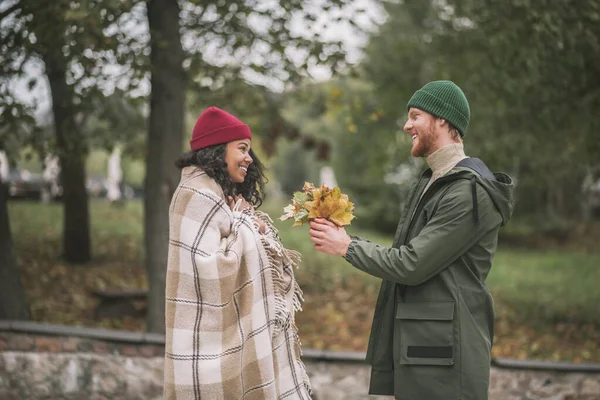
top-left (411, 120), bottom-right (437, 157)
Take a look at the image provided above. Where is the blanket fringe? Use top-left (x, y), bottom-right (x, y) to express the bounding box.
top-left (255, 210), bottom-right (305, 316)
top-left (254, 210), bottom-right (312, 396)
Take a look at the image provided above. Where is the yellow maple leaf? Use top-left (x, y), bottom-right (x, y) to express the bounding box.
top-left (305, 196), bottom-right (322, 219)
top-left (318, 187), bottom-right (342, 217)
top-left (330, 202), bottom-right (355, 226)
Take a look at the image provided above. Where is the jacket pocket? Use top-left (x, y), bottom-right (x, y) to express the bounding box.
top-left (396, 301), bottom-right (455, 366)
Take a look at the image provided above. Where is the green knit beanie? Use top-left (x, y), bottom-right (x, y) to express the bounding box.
top-left (406, 80), bottom-right (470, 137)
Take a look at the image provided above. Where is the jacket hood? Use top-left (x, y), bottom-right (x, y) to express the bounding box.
top-left (476, 171), bottom-right (514, 225)
top-left (448, 158), bottom-right (514, 226)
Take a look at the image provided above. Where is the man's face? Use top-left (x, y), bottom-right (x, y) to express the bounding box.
top-left (403, 108), bottom-right (438, 157)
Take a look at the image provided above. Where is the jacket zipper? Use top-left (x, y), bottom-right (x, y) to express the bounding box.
top-left (393, 174), bottom-right (429, 302)
top-left (398, 177), bottom-right (456, 300)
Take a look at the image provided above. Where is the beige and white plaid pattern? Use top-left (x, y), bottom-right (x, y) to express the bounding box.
top-left (164, 167), bottom-right (311, 400)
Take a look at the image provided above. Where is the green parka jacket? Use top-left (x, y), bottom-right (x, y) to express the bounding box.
top-left (344, 158), bottom-right (514, 400)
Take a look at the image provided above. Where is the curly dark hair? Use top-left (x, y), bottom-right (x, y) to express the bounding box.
top-left (175, 143), bottom-right (267, 208)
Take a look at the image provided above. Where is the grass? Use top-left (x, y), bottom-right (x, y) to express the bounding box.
top-left (489, 249), bottom-right (600, 325)
top-left (6, 198), bottom-right (600, 361)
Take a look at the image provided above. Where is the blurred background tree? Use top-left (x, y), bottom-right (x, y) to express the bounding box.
top-left (1, 0), bottom-right (145, 264)
top-left (363, 0), bottom-right (600, 222)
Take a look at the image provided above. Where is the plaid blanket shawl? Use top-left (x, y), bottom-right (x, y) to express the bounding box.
top-left (164, 167), bottom-right (312, 400)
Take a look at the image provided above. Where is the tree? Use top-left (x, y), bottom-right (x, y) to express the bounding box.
top-left (0, 0), bottom-right (143, 263)
top-left (0, 13), bottom-right (39, 316)
top-left (143, 0), bottom-right (370, 332)
top-left (144, 0), bottom-right (186, 333)
top-left (362, 0), bottom-right (600, 220)
top-left (436, 0), bottom-right (600, 218)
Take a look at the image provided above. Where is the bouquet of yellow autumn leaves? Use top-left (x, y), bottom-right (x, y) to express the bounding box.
top-left (280, 182), bottom-right (356, 227)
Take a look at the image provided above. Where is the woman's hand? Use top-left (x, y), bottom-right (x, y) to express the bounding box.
top-left (227, 194), bottom-right (252, 212)
top-left (228, 195), bottom-right (266, 233)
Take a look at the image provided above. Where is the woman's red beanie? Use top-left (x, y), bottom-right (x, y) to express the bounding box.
top-left (189, 106), bottom-right (252, 151)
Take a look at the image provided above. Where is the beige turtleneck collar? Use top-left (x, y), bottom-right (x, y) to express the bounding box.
top-left (422, 142), bottom-right (468, 195)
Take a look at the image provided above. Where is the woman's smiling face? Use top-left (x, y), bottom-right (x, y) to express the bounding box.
top-left (225, 139), bottom-right (253, 183)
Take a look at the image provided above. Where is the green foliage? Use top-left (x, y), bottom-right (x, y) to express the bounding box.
top-left (0, 0), bottom-right (145, 157)
top-left (272, 139), bottom-right (317, 196)
top-left (85, 90), bottom-right (147, 157)
top-left (181, 0), bottom-right (367, 90)
top-left (361, 0), bottom-right (600, 220)
top-left (181, 1), bottom-right (375, 159)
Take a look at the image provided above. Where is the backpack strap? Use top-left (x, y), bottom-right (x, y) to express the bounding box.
top-left (456, 157), bottom-right (496, 180)
top-left (455, 158), bottom-right (495, 224)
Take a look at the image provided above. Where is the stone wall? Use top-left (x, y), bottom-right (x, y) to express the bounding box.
top-left (1, 323), bottom-right (599, 400)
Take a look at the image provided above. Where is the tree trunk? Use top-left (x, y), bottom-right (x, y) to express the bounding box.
top-left (0, 183), bottom-right (31, 320)
top-left (59, 153), bottom-right (91, 263)
top-left (145, 0), bottom-right (186, 333)
top-left (44, 57), bottom-right (92, 264)
top-left (26, 2), bottom-right (91, 264)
